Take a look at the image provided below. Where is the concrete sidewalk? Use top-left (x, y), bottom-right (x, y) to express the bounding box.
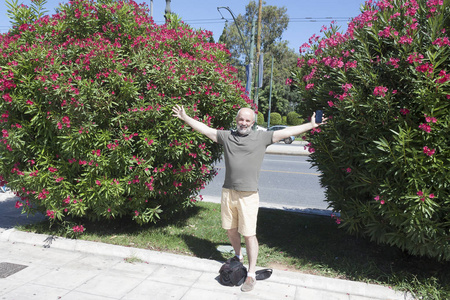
top-left (0, 192), bottom-right (412, 300)
top-left (0, 228), bottom-right (412, 300)
top-left (266, 140), bottom-right (310, 156)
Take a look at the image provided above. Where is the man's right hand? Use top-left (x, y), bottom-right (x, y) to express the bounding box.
top-left (171, 104), bottom-right (218, 142)
top-left (172, 105), bottom-right (187, 120)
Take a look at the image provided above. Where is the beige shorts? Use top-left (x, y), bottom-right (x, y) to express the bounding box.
top-left (221, 188), bottom-right (259, 237)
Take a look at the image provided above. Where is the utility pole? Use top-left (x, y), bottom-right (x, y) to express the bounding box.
top-left (256, 0), bottom-right (262, 64)
top-left (267, 56), bottom-right (274, 128)
top-left (164, 0), bottom-right (171, 22)
top-left (217, 7), bottom-right (256, 99)
top-left (150, 0), bottom-right (153, 18)
top-left (254, 0), bottom-right (263, 127)
top-left (248, 17), bottom-right (256, 101)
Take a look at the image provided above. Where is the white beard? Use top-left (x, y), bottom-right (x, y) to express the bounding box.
top-left (237, 125), bottom-right (252, 135)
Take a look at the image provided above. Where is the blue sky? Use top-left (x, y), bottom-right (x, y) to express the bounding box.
top-left (0, 0), bottom-right (366, 53)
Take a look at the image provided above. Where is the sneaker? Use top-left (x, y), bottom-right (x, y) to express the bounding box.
top-left (241, 276), bottom-right (256, 292)
top-left (229, 256), bottom-right (243, 263)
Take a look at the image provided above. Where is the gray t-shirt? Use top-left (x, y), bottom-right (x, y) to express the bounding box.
top-left (217, 130), bottom-right (274, 192)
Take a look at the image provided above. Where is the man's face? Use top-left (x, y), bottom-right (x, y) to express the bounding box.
top-left (236, 109), bottom-right (255, 135)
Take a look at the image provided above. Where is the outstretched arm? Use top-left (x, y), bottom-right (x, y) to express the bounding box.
top-left (172, 105), bottom-right (218, 143)
top-left (272, 112), bottom-right (326, 143)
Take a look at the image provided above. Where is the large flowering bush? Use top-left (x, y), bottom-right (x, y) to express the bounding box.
top-left (0, 0), bottom-right (252, 232)
top-left (291, 0), bottom-right (449, 260)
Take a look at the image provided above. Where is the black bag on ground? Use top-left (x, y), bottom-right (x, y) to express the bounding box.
top-left (218, 258), bottom-right (247, 286)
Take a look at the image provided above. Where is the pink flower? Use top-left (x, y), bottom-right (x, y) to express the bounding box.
top-left (38, 189), bottom-right (49, 199)
top-left (62, 116), bottom-right (70, 127)
top-left (423, 146), bottom-right (436, 156)
top-left (416, 63), bottom-right (433, 74)
top-left (378, 26), bottom-right (393, 38)
top-left (399, 36), bottom-right (413, 44)
top-left (437, 70), bottom-right (450, 83)
top-left (346, 168), bottom-right (352, 173)
top-left (373, 86), bottom-right (388, 97)
top-left (2, 93), bottom-right (13, 103)
top-left (374, 195), bottom-right (380, 201)
top-left (305, 83), bottom-right (314, 90)
top-left (407, 52), bottom-right (424, 64)
top-left (327, 101), bottom-right (335, 107)
top-left (425, 114), bottom-right (437, 123)
top-left (387, 57), bottom-right (400, 68)
top-left (95, 180), bottom-right (101, 186)
top-left (341, 83), bottom-right (353, 92)
top-left (400, 108), bottom-right (410, 115)
top-left (46, 210), bottom-right (55, 219)
top-left (72, 225), bottom-right (85, 233)
top-left (417, 190), bottom-right (424, 196)
top-left (429, 193), bottom-right (435, 199)
top-left (419, 123), bottom-right (431, 133)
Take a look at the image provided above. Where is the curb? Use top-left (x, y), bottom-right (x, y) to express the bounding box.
top-left (265, 142), bottom-right (310, 156)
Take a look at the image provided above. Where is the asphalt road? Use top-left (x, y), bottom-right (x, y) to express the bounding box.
top-left (200, 154), bottom-right (330, 212)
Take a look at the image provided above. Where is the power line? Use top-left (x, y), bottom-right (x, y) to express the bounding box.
top-left (290, 17), bottom-right (351, 20)
top-left (0, 16), bottom-right (353, 32)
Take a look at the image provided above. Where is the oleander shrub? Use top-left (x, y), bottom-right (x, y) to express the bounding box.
top-left (290, 0), bottom-right (449, 260)
top-left (0, 0), bottom-right (252, 233)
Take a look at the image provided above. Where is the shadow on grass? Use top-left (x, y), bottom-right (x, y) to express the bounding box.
top-left (256, 207), bottom-right (450, 293)
top-left (21, 204), bottom-right (204, 239)
top-left (177, 233), bottom-right (227, 263)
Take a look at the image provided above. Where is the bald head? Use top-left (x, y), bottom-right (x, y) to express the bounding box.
top-left (235, 107), bottom-right (255, 135)
top-left (236, 108), bottom-right (255, 123)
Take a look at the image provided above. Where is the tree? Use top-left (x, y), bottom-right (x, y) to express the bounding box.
top-left (257, 83), bottom-right (291, 116)
top-left (1, 0), bottom-right (252, 234)
top-left (218, 1), bottom-right (299, 117)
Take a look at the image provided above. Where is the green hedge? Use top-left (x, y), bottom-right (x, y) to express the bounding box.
top-left (269, 112), bottom-right (282, 126)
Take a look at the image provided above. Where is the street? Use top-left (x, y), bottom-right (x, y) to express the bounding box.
top-left (200, 154), bottom-right (330, 212)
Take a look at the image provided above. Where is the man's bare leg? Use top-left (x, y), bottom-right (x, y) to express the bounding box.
top-left (244, 235), bottom-right (258, 274)
top-left (241, 235), bottom-right (258, 292)
top-left (227, 228), bottom-right (242, 257)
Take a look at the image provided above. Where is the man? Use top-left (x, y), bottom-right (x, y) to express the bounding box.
top-left (172, 105), bottom-right (324, 292)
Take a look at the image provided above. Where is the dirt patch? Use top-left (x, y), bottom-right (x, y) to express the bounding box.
top-left (267, 262), bottom-right (318, 275)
